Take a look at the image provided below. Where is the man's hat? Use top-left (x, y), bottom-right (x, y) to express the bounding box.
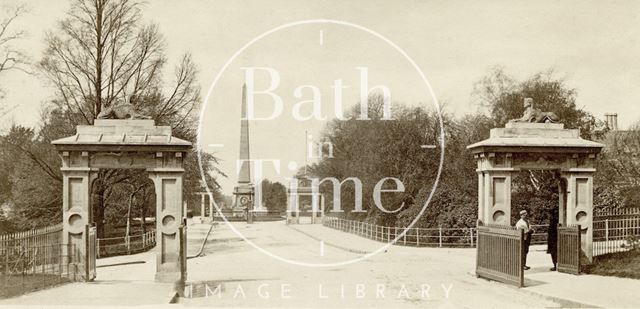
top-left (519, 210), bottom-right (528, 215)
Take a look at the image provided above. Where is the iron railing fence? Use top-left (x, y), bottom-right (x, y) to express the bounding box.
top-left (0, 243), bottom-right (80, 299)
top-left (0, 224), bottom-right (156, 260)
top-left (0, 224), bottom-right (62, 256)
top-left (324, 215), bottom-right (640, 257)
top-left (323, 217), bottom-right (477, 247)
top-left (529, 224), bottom-right (548, 245)
top-left (520, 208), bottom-right (640, 245)
top-left (96, 230), bottom-right (156, 258)
top-left (594, 208), bottom-right (640, 218)
top-left (213, 210), bottom-right (286, 222)
top-left (593, 217), bottom-right (640, 256)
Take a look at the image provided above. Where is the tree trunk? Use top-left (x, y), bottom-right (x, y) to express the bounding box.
top-left (141, 203), bottom-right (146, 234)
top-left (93, 183), bottom-right (107, 238)
top-left (140, 188), bottom-right (148, 234)
top-left (94, 0), bottom-right (103, 119)
top-left (125, 192), bottom-right (133, 240)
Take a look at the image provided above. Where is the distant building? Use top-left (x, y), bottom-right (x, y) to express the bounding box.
top-left (599, 113), bottom-right (640, 189)
top-left (604, 113), bottom-right (619, 131)
top-left (602, 113), bottom-right (639, 154)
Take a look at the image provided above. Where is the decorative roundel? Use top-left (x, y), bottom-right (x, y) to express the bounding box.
top-left (67, 213), bottom-right (84, 234)
top-left (240, 196), bottom-right (250, 206)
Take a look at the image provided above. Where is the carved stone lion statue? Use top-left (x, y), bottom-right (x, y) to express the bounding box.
top-left (509, 98), bottom-right (559, 123)
top-left (96, 94), bottom-right (151, 120)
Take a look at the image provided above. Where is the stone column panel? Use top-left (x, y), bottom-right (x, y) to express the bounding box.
top-left (487, 172), bottom-right (512, 226)
top-left (61, 168), bottom-right (97, 280)
top-left (477, 171), bottom-right (485, 225)
top-left (149, 170), bottom-right (185, 283)
top-left (483, 170), bottom-right (492, 225)
top-left (563, 171), bottom-right (594, 262)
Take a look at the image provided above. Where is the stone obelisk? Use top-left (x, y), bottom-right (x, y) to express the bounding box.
top-left (233, 84), bottom-right (255, 219)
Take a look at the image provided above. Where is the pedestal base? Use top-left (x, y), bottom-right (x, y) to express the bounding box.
top-left (155, 271), bottom-right (185, 283)
top-left (201, 217), bottom-right (213, 224)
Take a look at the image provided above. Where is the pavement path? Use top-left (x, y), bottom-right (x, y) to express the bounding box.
top-left (0, 249), bottom-right (176, 307)
top-left (0, 219), bottom-right (213, 307)
top-left (179, 221), bottom-right (561, 308)
top-left (3, 219), bottom-right (639, 307)
top-left (293, 223), bottom-right (640, 308)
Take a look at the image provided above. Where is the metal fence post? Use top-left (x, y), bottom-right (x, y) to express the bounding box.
top-left (395, 227), bottom-right (399, 244)
top-left (403, 229), bottom-right (406, 245)
top-left (387, 226), bottom-right (390, 242)
top-left (416, 228), bottom-right (420, 247)
top-left (439, 227), bottom-right (443, 248)
top-left (605, 219), bottom-right (609, 242)
top-left (42, 249), bottom-right (45, 288)
top-left (4, 248), bottom-right (7, 276)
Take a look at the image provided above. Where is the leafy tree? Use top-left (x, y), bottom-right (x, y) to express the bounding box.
top-left (472, 66), bottom-right (606, 139)
top-left (595, 123), bottom-right (640, 210)
top-left (260, 179), bottom-right (287, 213)
top-left (2, 125), bottom-right (62, 229)
top-left (310, 95), bottom-right (448, 227)
top-left (311, 67), bottom-right (607, 230)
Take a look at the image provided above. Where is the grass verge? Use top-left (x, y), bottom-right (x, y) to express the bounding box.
top-left (585, 249), bottom-right (640, 279)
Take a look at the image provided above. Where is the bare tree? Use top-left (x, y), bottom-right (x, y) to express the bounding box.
top-left (39, 0), bottom-right (199, 125)
top-left (0, 3), bottom-right (30, 115)
top-left (38, 0), bottom-right (203, 237)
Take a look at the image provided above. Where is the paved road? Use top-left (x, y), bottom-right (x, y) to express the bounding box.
top-left (180, 221), bottom-right (560, 308)
top-left (6, 220), bottom-right (635, 307)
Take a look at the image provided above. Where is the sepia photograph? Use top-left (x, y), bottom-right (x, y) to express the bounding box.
top-left (0, 0), bottom-right (639, 308)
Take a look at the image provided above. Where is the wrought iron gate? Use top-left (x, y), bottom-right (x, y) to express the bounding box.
top-left (179, 224), bottom-right (187, 282)
top-left (85, 224), bottom-right (97, 281)
top-left (476, 223), bottom-right (524, 287)
top-left (557, 224), bottom-right (581, 275)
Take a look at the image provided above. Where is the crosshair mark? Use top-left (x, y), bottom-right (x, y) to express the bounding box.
top-left (287, 161), bottom-right (298, 171)
top-left (420, 145), bottom-right (436, 149)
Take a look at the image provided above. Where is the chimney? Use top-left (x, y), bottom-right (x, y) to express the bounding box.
top-left (605, 113), bottom-right (618, 131)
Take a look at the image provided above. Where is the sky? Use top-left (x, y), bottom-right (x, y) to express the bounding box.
top-left (2, 0), bottom-right (640, 195)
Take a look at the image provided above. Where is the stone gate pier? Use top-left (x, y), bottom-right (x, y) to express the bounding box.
top-left (467, 122), bottom-right (604, 262)
top-left (52, 119), bottom-right (191, 282)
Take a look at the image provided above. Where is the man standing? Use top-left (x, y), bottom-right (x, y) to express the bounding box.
top-left (516, 210), bottom-right (535, 270)
top-left (547, 208), bottom-right (559, 271)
